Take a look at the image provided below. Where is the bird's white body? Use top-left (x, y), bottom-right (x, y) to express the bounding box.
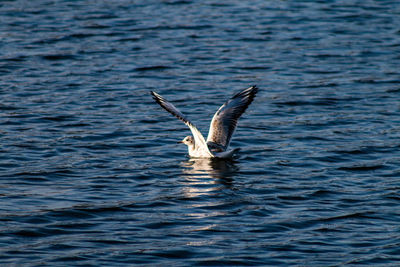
top-left (187, 143), bottom-right (211, 158)
top-left (187, 143), bottom-right (237, 159)
top-left (151, 86), bottom-right (258, 159)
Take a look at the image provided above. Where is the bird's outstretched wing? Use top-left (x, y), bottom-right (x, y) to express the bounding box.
top-left (206, 85), bottom-right (258, 150)
top-left (151, 91), bottom-right (212, 157)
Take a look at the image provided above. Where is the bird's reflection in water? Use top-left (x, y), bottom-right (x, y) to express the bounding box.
top-left (180, 158), bottom-right (239, 199)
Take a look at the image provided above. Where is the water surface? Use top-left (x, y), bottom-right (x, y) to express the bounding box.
top-left (1, 0), bottom-right (400, 266)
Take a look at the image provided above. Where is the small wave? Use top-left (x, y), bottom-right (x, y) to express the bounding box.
top-left (134, 65), bottom-right (172, 71)
top-left (338, 164), bottom-right (385, 171)
top-left (129, 24), bottom-right (212, 32)
top-left (234, 66), bottom-right (271, 70)
top-left (0, 104), bottom-right (20, 111)
top-left (274, 99), bottom-right (336, 106)
top-left (40, 115), bottom-right (75, 122)
top-left (40, 54), bottom-right (77, 61)
top-left (2, 55), bottom-right (28, 62)
top-left (163, 0), bottom-right (192, 5)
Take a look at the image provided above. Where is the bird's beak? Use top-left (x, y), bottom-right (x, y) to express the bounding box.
top-left (177, 141), bottom-right (183, 144)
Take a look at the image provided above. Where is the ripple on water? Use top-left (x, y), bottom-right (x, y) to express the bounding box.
top-left (1, 0), bottom-right (400, 266)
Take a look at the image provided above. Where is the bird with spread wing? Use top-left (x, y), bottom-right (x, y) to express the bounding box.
top-left (150, 85), bottom-right (258, 158)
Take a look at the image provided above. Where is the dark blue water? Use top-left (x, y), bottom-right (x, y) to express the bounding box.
top-left (1, 0), bottom-right (400, 266)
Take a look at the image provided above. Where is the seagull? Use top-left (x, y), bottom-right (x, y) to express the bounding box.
top-left (150, 85), bottom-right (258, 159)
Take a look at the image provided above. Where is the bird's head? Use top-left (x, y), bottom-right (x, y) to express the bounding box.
top-left (178, 136), bottom-right (194, 147)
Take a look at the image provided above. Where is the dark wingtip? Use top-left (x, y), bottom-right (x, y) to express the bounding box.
top-left (246, 85), bottom-right (258, 104)
top-left (150, 90), bottom-right (192, 126)
top-left (248, 85), bottom-right (258, 95)
top-left (150, 91), bottom-right (164, 103)
top-left (250, 85), bottom-right (258, 93)
top-left (231, 85), bottom-right (259, 100)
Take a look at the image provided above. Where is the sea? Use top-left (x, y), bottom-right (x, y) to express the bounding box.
top-left (1, 0), bottom-right (400, 266)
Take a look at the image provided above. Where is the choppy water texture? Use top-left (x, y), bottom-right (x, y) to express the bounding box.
top-left (1, 0), bottom-right (400, 266)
